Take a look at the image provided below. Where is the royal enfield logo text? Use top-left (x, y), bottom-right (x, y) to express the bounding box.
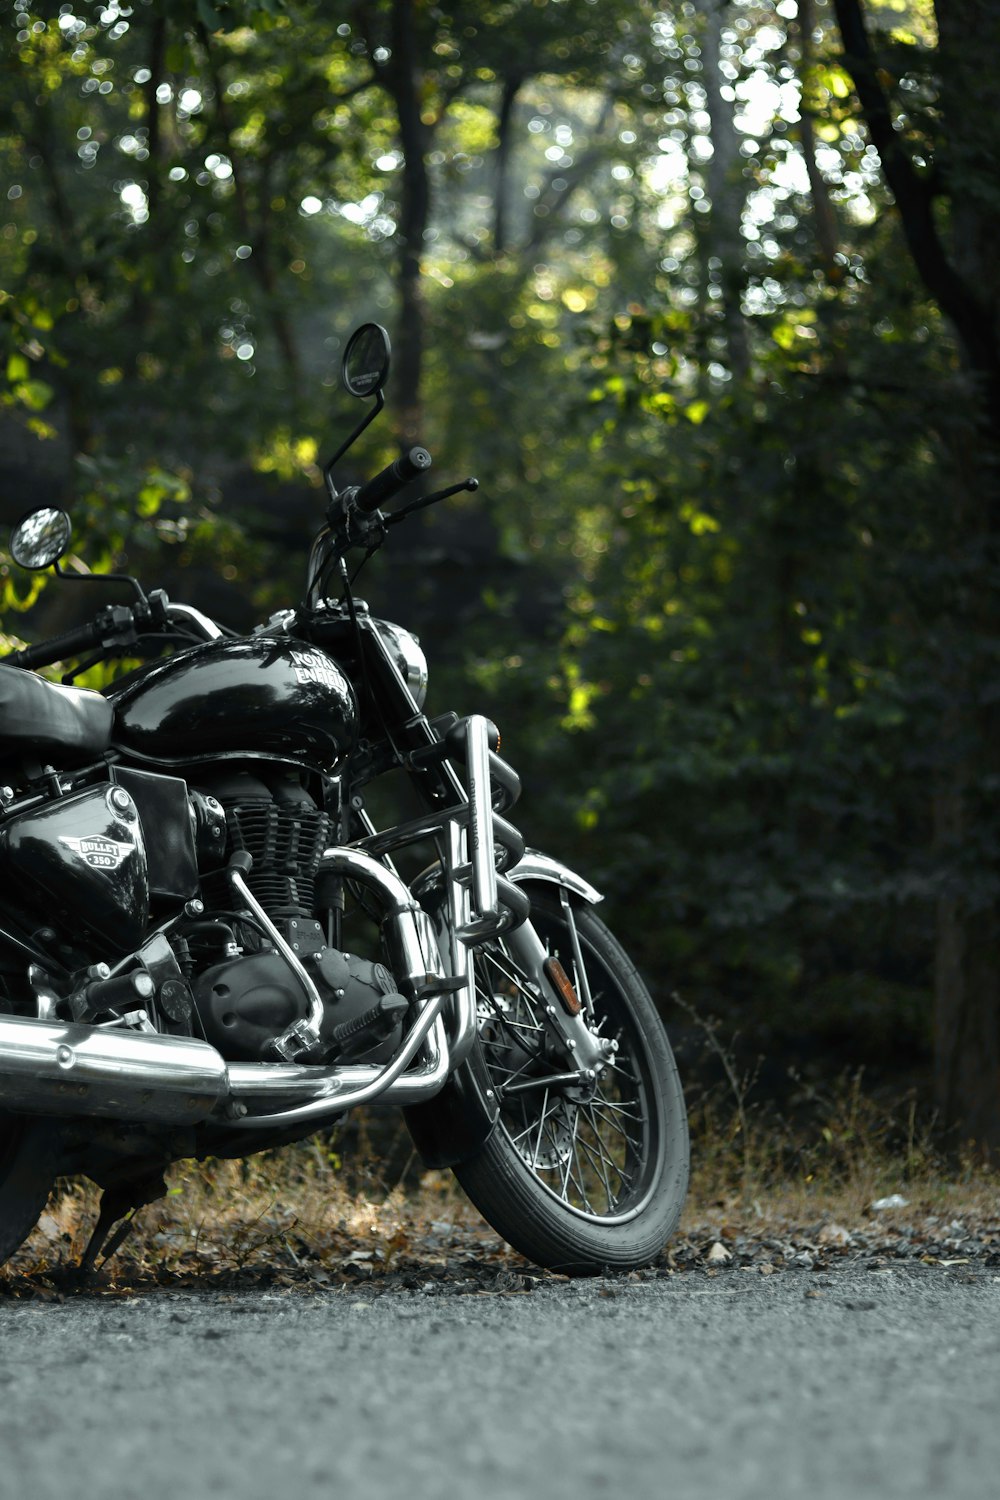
top-left (58, 835), bottom-right (133, 870)
top-left (290, 650), bottom-right (340, 689)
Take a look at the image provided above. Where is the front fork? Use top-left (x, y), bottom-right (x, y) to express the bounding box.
top-left (437, 718), bottom-right (612, 1079)
top-left (501, 916), bottom-right (617, 1079)
top-left (403, 717), bottom-right (614, 1167)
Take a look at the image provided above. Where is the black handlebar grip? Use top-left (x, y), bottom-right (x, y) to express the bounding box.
top-left (4, 619), bottom-right (103, 670)
top-left (354, 446), bottom-right (432, 514)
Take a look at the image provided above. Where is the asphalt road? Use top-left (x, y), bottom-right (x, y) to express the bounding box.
top-left (0, 1264), bottom-right (997, 1500)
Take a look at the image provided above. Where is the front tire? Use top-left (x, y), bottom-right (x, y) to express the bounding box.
top-left (453, 890), bottom-right (688, 1274)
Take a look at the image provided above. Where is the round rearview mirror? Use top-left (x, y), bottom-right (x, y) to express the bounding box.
top-left (10, 507), bottom-right (72, 570)
top-left (342, 323), bottom-right (391, 399)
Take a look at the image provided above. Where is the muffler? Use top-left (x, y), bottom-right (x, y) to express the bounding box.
top-left (0, 989), bottom-right (460, 1132)
top-left (0, 1014), bottom-right (228, 1125)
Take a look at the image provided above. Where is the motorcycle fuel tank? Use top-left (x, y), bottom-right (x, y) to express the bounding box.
top-left (109, 637), bottom-right (358, 773)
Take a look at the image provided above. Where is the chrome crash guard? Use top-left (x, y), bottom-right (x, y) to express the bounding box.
top-left (0, 718), bottom-right (595, 1153)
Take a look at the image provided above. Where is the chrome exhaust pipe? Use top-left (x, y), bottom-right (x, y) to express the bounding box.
top-left (0, 1006), bottom-right (452, 1134)
top-left (0, 987), bottom-right (462, 1133)
top-left (224, 995), bottom-right (450, 1128)
top-left (0, 1015), bottom-right (229, 1125)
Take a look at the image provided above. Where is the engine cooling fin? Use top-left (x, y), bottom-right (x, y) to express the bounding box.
top-left (224, 799), bottom-right (333, 915)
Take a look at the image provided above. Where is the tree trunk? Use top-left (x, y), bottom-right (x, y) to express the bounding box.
top-left (697, 0), bottom-right (749, 380)
top-left (493, 73), bottom-right (523, 256)
top-left (834, 0), bottom-right (1000, 1147)
top-left (795, 0), bottom-right (840, 274)
top-left (385, 0), bottom-right (432, 449)
top-left (930, 2), bottom-right (1000, 1149)
top-left (934, 784), bottom-right (1000, 1149)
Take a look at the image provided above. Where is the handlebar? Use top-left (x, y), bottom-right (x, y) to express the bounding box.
top-left (4, 618), bottom-right (105, 671)
top-left (354, 446), bottom-right (432, 514)
top-left (0, 595), bottom-right (198, 674)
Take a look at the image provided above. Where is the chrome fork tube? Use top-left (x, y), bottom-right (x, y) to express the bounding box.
top-left (445, 818), bottom-right (478, 1067)
top-left (465, 714), bottom-right (498, 922)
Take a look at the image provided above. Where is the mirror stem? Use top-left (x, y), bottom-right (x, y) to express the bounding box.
top-left (324, 388), bottom-right (384, 476)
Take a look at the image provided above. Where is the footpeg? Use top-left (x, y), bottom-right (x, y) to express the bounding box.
top-left (69, 965), bottom-right (156, 1023)
top-left (329, 992), bottom-right (409, 1056)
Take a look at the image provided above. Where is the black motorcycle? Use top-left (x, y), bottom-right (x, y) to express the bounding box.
top-left (0, 325), bottom-right (688, 1277)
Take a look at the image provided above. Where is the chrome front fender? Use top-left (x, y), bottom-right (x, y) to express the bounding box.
top-left (507, 848), bottom-right (603, 905)
top-left (410, 847), bottom-right (603, 918)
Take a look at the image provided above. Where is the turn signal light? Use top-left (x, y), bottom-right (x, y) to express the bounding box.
top-left (543, 956), bottom-right (582, 1016)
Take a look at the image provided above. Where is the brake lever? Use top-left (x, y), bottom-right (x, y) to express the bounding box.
top-left (384, 477), bottom-right (479, 526)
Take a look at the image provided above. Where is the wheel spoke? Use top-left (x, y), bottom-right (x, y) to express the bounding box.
top-left (508, 1114), bottom-right (539, 1149)
top-left (567, 1163), bottom-right (594, 1215)
top-left (575, 1122), bottom-right (617, 1211)
top-left (531, 1088), bottom-right (552, 1170)
top-left (590, 1093), bottom-right (643, 1121)
top-left (482, 1041), bottom-right (541, 1092)
top-left (480, 952), bottom-right (542, 1007)
top-left (565, 1118), bottom-right (597, 1213)
top-left (590, 1098), bottom-right (644, 1135)
top-left (601, 1057), bottom-right (640, 1087)
top-left (559, 1108), bottom-right (581, 1202)
top-left (590, 1116), bottom-right (638, 1158)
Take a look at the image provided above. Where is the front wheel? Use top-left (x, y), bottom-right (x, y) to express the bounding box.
top-left (453, 889), bottom-right (688, 1274)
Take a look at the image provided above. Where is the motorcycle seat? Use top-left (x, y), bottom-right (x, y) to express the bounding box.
top-left (0, 664), bottom-right (114, 765)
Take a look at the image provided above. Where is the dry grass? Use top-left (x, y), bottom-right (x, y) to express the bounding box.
top-left (2, 1061), bottom-right (998, 1293)
top-left (682, 1163), bottom-right (1000, 1255)
top-left (5, 1129), bottom-right (994, 1297)
top-left (671, 993), bottom-right (999, 1231)
top-left (2, 1132), bottom-right (540, 1294)
top-left (678, 1048), bottom-right (1000, 1260)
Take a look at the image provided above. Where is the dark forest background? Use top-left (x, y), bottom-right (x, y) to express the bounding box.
top-left (3, 1), bottom-right (1000, 1147)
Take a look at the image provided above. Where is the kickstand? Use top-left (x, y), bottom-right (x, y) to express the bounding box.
top-left (77, 1173), bottom-right (167, 1283)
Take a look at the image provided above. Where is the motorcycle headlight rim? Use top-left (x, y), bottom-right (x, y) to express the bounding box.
top-left (374, 619), bottom-right (429, 710)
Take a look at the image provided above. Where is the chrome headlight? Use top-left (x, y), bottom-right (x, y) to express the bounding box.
top-left (374, 619), bottom-right (429, 709)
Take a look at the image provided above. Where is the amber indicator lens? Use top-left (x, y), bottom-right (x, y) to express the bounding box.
top-left (543, 956), bottom-right (582, 1016)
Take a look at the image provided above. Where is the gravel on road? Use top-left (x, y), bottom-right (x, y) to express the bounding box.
top-left (1, 1256), bottom-right (997, 1500)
